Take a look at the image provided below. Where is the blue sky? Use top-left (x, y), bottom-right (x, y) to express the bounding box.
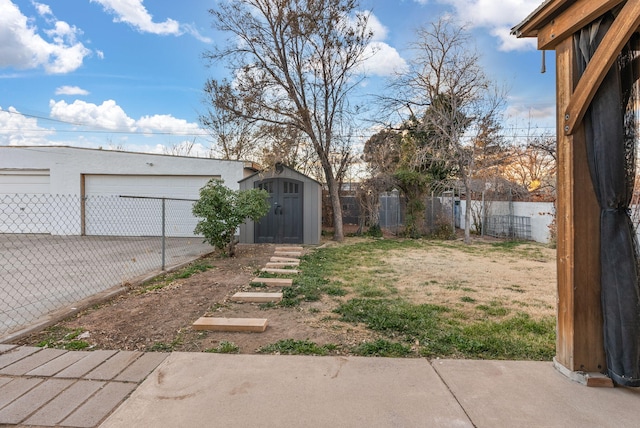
top-left (0, 0), bottom-right (554, 156)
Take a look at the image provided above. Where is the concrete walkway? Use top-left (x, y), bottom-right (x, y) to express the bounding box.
top-left (1, 345), bottom-right (639, 427)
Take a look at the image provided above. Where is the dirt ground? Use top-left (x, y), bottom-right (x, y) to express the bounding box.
top-left (16, 232), bottom-right (557, 355)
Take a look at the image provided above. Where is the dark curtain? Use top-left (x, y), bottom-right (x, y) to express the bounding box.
top-left (575, 13), bottom-right (640, 387)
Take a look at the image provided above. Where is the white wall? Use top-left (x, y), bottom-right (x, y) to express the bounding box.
top-left (0, 146), bottom-right (248, 194)
top-left (459, 200), bottom-right (555, 244)
top-left (0, 146), bottom-right (251, 236)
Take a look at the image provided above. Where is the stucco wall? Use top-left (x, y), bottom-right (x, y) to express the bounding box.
top-left (0, 146), bottom-right (252, 236)
top-left (459, 200), bottom-right (555, 244)
top-left (0, 146), bottom-right (248, 194)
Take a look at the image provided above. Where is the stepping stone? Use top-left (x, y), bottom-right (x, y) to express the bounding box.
top-left (230, 292), bottom-right (283, 303)
top-left (192, 317), bottom-right (268, 332)
top-left (271, 256), bottom-right (300, 263)
top-left (261, 268), bottom-right (299, 274)
top-left (275, 246), bottom-right (303, 252)
top-left (274, 251), bottom-right (302, 258)
top-left (266, 262), bottom-right (299, 268)
top-left (250, 277), bottom-right (293, 287)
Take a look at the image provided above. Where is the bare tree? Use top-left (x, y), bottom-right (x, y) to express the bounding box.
top-left (163, 139), bottom-right (196, 156)
top-left (203, 0), bottom-right (373, 241)
top-left (255, 123), bottom-right (319, 177)
top-left (384, 17), bottom-right (507, 243)
top-left (199, 101), bottom-right (259, 161)
top-left (503, 134), bottom-right (556, 197)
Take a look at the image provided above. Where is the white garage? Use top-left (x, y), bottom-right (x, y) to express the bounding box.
top-left (0, 146), bottom-right (256, 236)
top-left (83, 174), bottom-right (220, 237)
top-left (0, 169), bottom-right (50, 194)
top-left (0, 170), bottom-right (52, 233)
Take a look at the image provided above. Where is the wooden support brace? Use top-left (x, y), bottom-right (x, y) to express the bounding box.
top-left (537, 0), bottom-right (625, 50)
top-left (192, 317), bottom-right (268, 332)
top-left (564, 0), bottom-right (640, 135)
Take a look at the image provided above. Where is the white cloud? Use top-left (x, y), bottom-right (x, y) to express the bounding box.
top-left (0, 0), bottom-right (91, 73)
top-left (360, 12), bottom-right (407, 77)
top-left (55, 86), bottom-right (90, 96)
top-left (439, 0), bottom-right (540, 28)
top-left (90, 0), bottom-right (180, 35)
top-left (417, 0), bottom-right (542, 51)
top-left (0, 106), bottom-right (55, 145)
top-left (363, 41), bottom-right (408, 76)
top-left (491, 27), bottom-right (536, 52)
top-left (136, 114), bottom-right (206, 136)
top-left (2, 100), bottom-right (208, 151)
top-left (33, 1), bottom-right (52, 17)
top-left (49, 99), bottom-right (137, 131)
top-left (90, 0), bottom-right (212, 42)
top-left (505, 102), bottom-right (555, 125)
top-left (366, 13), bottom-right (388, 42)
top-left (48, 99), bottom-right (205, 137)
top-left (181, 23), bottom-right (213, 44)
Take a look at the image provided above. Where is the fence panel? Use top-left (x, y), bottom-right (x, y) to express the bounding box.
top-left (0, 194), bottom-right (212, 338)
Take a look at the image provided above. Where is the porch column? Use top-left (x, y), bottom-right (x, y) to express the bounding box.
top-left (555, 38), bottom-right (606, 374)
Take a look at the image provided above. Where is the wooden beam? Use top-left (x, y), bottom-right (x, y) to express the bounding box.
top-left (271, 256), bottom-right (300, 263)
top-left (273, 251), bottom-right (302, 258)
top-left (565, 0), bottom-right (640, 135)
top-left (266, 262), bottom-right (300, 268)
top-left (537, 0), bottom-right (625, 50)
top-left (275, 246), bottom-right (303, 252)
top-left (230, 292), bottom-right (283, 303)
top-left (261, 268), bottom-right (299, 274)
top-left (555, 38), bottom-right (605, 374)
top-left (250, 277), bottom-right (293, 287)
top-left (192, 317), bottom-right (268, 332)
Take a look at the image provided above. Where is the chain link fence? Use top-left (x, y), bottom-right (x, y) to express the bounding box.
top-left (377, 188), bottom-right (456, 236)
top-left (1, 194), bottom-right (212, 338)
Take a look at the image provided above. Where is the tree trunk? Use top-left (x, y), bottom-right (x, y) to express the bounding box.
top-left (464, 182), bottom-right (472, 244)
top-left (327, 175), bottom-right (344, 241)
top-left (227, 237), bottom-right (238, 257)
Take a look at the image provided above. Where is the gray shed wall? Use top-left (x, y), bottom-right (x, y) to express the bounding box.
top-left (239, 167), bottom-right (321, 245)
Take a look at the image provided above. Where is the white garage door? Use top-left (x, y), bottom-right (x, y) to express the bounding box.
top-left (0, 170), bottom-right (51, 233)
top-left (0, 170), bottom-right (50, 194)
top-left (84, 175), bottom-right (218, 237)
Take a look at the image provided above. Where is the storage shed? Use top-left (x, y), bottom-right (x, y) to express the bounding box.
top-left (239, 163), bottom-right (321, 245)
top-left (0, 146), bottom-right (257, 236)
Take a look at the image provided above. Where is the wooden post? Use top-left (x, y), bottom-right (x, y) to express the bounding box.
top-left (555, 38), bottom-right (606, 374)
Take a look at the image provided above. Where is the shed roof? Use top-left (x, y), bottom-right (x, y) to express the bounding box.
top-left (239, 163), bottom-right (322, 186)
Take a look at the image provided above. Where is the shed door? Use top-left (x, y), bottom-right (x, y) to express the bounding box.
top-left (255, 178), bottom-right (303, 244)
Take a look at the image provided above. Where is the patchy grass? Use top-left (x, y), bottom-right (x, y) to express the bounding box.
top-left (35, 326), bottom-right (90, 350)
top-left (146, 335), bottom-right (183, 352)
top-left (334, 297), bottom-right (554, 360)
top-left (205, 341), bottom-right (240, 354)
top-left (257, 339), bottom-right (337, 356)
top-left (142, 260), bottom-right (213, 293)
top-left (280, 237), bottom-right (556, 360)
top-left (352, 339), bottom-right (413, 357)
